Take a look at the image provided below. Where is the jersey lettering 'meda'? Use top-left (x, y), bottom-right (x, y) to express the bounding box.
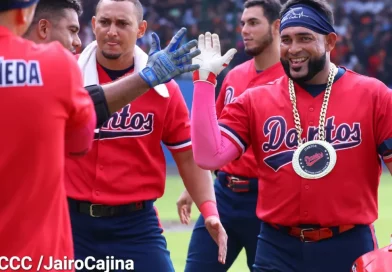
top-left (262, 116), bottom-right (362, 171)
top-left (97, 104), bottom-right (154, 139)
top-left (0, 58), bottom-right (43, 87)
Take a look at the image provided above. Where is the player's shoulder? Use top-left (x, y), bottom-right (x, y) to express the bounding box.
top-left (21, 39), bottom-right (68, 59)
top-left (248, 75), bottom-right (286, 93)
top-left (237, 75), bottom-right (286, 102)
top-left (264, 62), bottom-right (286, 77)
top-left (342, 67), bottom-right (389, 93)
top-left (343, 68), bottom-right (382, 85)
top-left (226, 59), bottom-right (254, 76)
top-left (250, 62), bottom-right (286, 86)
top-left (21, 39), bottom-right (77, 70)
top-left (12, 38), bottom-right (77, 78)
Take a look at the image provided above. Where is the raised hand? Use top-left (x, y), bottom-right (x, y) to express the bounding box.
top-left (139, 27), bottom-right (201, 88)
top-left (192, 32), bottom-right (237, 86)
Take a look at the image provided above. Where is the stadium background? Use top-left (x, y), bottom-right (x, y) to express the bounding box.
top-left (78, 0), bottom-right (392, 270)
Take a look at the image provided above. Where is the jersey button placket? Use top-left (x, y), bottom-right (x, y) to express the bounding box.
top-left (307, 104), bottom-right (315, 127)
top-left (94, 161), bottom-right (104, 201)
top-left (300, 178), bottom-right (311, 221)
top-left (94, 139), bottom-right (107, 202)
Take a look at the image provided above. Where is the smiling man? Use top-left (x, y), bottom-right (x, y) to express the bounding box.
top-left (189, 0), bottom-right (392, 271)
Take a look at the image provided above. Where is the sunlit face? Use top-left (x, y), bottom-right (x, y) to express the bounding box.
top-left (92, 0), bottom-right (145, 60)
top-left (241, 6), bottom-right (273, 56)
top-left (48, 9), bottom-right (81, 53)
top-left (280, 26), bottom-right (327, 83)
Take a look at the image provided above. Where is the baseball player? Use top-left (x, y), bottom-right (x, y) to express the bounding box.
top-left (64, 0), bottom-right (227, 271)
top-left (189, 0), bottom-right (392, 271)
top-left (24, 0), bottom-right (202, 128)
top-left (176, 1), bottom-right (285, 271)
top-left (0, 0), bottom-right (96, 270)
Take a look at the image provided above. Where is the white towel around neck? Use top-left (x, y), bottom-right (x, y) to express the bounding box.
top-left (77, 41), bottom-right (169, 98)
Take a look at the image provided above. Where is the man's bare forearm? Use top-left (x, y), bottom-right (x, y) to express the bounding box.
top-left (95, 27), bottom-right (200, 119)
top-left (173, 150), bottom-right (216, 209)
top-left (102, 74), bottom-right (150, 115)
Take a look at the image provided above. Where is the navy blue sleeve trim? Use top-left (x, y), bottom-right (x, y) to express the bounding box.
top-left (163, 138), bottom-right (192, 149)
top-left (218, 122), bottom-right (248, 152)
top-left (378, 138), bottom-right (392, 156)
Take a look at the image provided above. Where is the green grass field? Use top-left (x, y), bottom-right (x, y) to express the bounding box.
top-left (155, 173), bottom-right (392, 272)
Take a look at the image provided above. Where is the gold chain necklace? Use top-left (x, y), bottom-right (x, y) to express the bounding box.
top-left (290, 64), bottom-right (338, 179)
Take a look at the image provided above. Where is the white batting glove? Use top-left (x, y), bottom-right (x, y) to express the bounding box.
top-left (192, 32), bottom-right (237, 86)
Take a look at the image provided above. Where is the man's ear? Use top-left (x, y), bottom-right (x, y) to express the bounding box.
top-left (137, 20), bottom-right (147, 39)
top-left (91, 16), bottom-right (96, 36)
top-left (37, 19), bottom-right (51, 39)
top-left (325, 32), bottom-right (337, 52)
top-left (272, 19), bottom-right (280, 36)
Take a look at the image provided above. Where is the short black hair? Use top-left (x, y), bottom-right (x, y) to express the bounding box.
top-left (25, 0), bottom-right (82, 34)
top-left (280, 0), bottom-right (334, 25)
top-left (95, 0), bottom-right (144, 23)
top-left (244, 0), bottom-right (282, 24)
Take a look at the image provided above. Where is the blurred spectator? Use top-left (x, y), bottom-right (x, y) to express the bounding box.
top-left (331, 0), bottom-right (392, 86)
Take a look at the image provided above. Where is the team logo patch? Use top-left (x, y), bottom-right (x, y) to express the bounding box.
top-left (292, 140), bottom-right (336, 179)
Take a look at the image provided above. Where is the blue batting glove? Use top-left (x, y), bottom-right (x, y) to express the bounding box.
top-left (139, 27), bottom-right (201, 88)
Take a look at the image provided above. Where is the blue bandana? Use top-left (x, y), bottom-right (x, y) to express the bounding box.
top-left (0, 0), bottom-right (40, 12)
top-left (280, 4), bottom-right (335, 35)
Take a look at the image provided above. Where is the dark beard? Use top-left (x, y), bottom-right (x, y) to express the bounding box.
top-left (280, 52), bottom-right (327, 84)
top-left (244, 27), bottom-right (273, 57)
top-left (102, 50), bottom-right (121, 60)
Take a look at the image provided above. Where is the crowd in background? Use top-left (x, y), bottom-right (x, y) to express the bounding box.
top-left (78, 0), bottom-right (392, 87)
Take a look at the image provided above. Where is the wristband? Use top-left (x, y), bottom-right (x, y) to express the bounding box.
top-left (199, 200), bottom-right (219, 219)
top-left (192, 70), bottom-right (217, 86)
top-left (138, 68), bottom-right (156, 88)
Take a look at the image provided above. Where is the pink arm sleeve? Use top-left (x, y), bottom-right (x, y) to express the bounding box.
top-left (65, 114), bottom-right (96, 157)
top-left (191, 81), bottom-right (240, 170)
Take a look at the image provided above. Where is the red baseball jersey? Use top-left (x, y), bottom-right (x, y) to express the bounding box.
top-left (65, 62), bottom-right (192, 205)
top-left (215, 60), bottom-right (285, 177)
top-left (0, 27), bottom-right (94, 269)
top-left (218, 68), bottom-right (392, 226)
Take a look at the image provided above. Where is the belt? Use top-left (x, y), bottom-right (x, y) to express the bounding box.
top-left (217, 171), bottom-right (258, 193)
top-left (269, 223), bottom-right (356, 242)
top-left (68, 198), bottom-right (146, 217)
